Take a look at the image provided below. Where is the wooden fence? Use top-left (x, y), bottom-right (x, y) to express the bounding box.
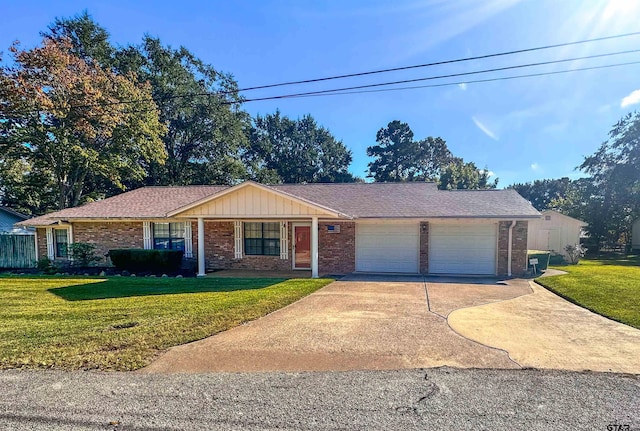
top-left (0, 234), bottom-right (36, 268)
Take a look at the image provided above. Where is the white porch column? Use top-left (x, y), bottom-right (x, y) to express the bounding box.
top-left (197, 217), bottom-right (205, 277)
top-left (311, 216), bottom-right (319, 278)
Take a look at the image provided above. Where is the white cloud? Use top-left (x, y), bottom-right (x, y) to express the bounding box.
top-left (531, 163), bottom-right (540, 171)
top-left (472, 116), bottom-right (498, 140)
top-left (458, 82), bottom-right (467, 91)
top-left (479, 169), bottom-right (495, 177)
top-left (621, 89), bottom-right (640, 108)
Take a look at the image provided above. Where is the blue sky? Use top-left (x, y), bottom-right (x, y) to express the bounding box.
top-left (2, 0), bottom-right (639, 186)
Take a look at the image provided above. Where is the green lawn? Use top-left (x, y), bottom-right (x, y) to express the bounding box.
top-left (0, 276), bottom-right (332, 371)
top-left (536, 256), bottom-right (640, 329)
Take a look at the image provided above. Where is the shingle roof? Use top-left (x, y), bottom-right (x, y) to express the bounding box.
top-left (19, 182), bottom-right (540, 226)
top-left (0, 206), bottom-right (29, 220)
top-left (272, 183), bottom-right (540, 218)
top-left (20, 186), bottom-right (228, 226)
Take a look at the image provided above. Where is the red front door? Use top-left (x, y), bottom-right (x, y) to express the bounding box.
top-left (294, 226), bottom-right (311, 269)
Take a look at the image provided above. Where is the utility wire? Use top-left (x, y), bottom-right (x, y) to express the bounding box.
top-left (233, 49), bottom-right (640, 103)
top-left (66, 30), bottom-right (640, 109)
top-left (112, 59), bottom-right (640, 113)
top-left (287, 60), bottom-right (640, 99)
top-left (8, 52), bottom-right (639, 115)
top-left (235, 30), bottom-right (640, 92)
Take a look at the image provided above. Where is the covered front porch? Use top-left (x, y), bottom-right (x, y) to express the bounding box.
top-left (167, 182), bottom-right (350, 279)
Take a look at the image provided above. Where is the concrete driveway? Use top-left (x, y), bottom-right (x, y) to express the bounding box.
top-left (143, 275), bottom-right (640, 374)
top-left (143, 275), bottom-right (530, 373)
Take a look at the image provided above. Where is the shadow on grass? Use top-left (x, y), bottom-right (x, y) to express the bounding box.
top-left (580, 255), bottom-right (640, 267)
top-left (48, 277), bottom-right (287, 301)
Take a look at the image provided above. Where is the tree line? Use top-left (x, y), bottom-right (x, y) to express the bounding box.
top-left (510, 111), bottom-right (640, 253)
top-left (0, 12), bottom-right (497, 216)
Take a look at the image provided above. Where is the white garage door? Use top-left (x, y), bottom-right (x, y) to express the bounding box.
top-left (429, 224), bottom-right (497, 275)
top-left (356, 223), bottom-right (419, 273)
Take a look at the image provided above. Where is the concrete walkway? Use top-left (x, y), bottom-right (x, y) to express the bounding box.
top-left (143, 277), bottom-right (521, 373)
top-left (448, 281), bottom-right (640, 374)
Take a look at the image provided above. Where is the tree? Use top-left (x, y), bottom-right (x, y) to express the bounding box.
top-left (0, 37), bottom-right (166, 210)
top-left (576, 112), bottom-right (640, 249)
top-left (367, 120), bottom-right (452, 182)
top-left (45, 13), bottom-right (250, 187)
top-left (508, 177), bottom-right (572, 211)
top-left (45, 11), bottom-right (114, 66)
top-left (438, 159), bottom-right (498, 190)
top-left (246, 111), bottom-right (355, 183)
top-left (115, 36), bottom-right (249, 186)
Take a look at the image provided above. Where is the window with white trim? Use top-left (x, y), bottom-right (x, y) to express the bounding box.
top-left (54, 228), bottom-right (69, 258)
top-left (152, 222), bottom-right (186, 251)
top-left (244, 222), bottom-right (280, 256)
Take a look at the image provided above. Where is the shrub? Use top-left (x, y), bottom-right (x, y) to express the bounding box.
top-left (108, 249), bottom-right (184, 273)
top-left (36, 257), bottom-right (58, 274)
top-left (564, 244), bottom-right (587, 265)
top-left (69, 242), bottom-right (102, 267)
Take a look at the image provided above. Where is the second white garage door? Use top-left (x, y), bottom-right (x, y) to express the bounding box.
top-left (429, 224), bottom-right (497, 275)
top-left (356, 223), bottom-right (419, 273)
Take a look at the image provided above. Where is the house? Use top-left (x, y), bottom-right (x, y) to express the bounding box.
top-left (0, 206), bottom-right (36, 269)
top-left (18, 181), bottom-right (540, 277)
top-left (632, 218), bottom-right (640, 252)
top-left (527, 210), bottom-right (587, 257)
top-left (0, 206), bottom-right (29, 233)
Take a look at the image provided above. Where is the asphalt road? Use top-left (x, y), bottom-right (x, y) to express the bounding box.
top-left (0, 368), bottom-right (638, 430)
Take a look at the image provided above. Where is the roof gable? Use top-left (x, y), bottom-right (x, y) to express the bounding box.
top-left (169, 181), bottom-right (346, 218)
top-left (541, 210), bottom-right (587, 226)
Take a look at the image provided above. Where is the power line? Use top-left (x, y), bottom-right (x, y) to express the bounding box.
top-left (286, 60), bottom-right (640, 99)
top-left (9, 59), bottom-right (638, 117)
top-left (233, 49), bottom-right (640, 103)
top-left (234, 31), bottom-right (640, 92)
top-left (67, 30), bottom-right (640, 109)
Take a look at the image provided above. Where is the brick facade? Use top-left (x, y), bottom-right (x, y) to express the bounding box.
top-left (318, 221), bottom-right (355, 274)
top-left (192, 220), bottom-right (357, 274)
top-left (38, 218), bottom-right (528, 276)
top-left (497, 220), bottom-right (528, 277)
top-left (36, 222), bottom-right (143, 265)
top-left (36, 228), bottom-right (47, 261)
top-left (73, 222), bottom-right (144, 265)
top-left (419, 222), bottom-right (429, 274)
top-left (195, 221), bottom-right (292, 272)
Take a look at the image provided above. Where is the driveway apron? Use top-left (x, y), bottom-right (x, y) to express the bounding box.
top-left (143, 276), bottom-right (518, 373)
top-left (448, 281), bottom-right (640, 374)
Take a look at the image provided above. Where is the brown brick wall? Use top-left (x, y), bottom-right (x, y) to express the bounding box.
top-left (497, 220), bottom-right (528, 277)
top-left (191, 220), bottom-right (356, 274)
top-left (196, 221), bottom-right (293, 272)
top-left (73, 222), bottom-right (144, 265)
top-left (318, 221), bottom-right (355, 274)
top-left (36, 228), bottom-right (47, 261)
top-left (419, 222), bottom-right (429, 274)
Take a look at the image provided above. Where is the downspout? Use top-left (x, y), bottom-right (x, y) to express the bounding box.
top-left (507, 220), bottom-right (516, 277)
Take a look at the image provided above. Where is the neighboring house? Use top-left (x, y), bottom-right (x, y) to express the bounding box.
top-left (0, 206), bottom-right (36, 268)
top-left (527, 210), bottom-right (587, 257)
top-left (0, 206), bottom-right (29, 233)
top-left (18, 181), bottom-right (540, 277)
top-left (632, 218), bottom-right (640, 252)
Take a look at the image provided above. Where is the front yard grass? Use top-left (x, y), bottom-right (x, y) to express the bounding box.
top-left (536, 256), bottom-right (640, 329)
top-left (0, 276), bottom-right (332, 371)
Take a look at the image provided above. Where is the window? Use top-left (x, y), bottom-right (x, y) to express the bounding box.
top-left (244, 222), bottom-right (280, 256)
top-left (54, 228), bottom-right (68, 258)
top-left (545, 215), bottom-right (551, 221)
top-left (153, 222), bottom-right (185, 251)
